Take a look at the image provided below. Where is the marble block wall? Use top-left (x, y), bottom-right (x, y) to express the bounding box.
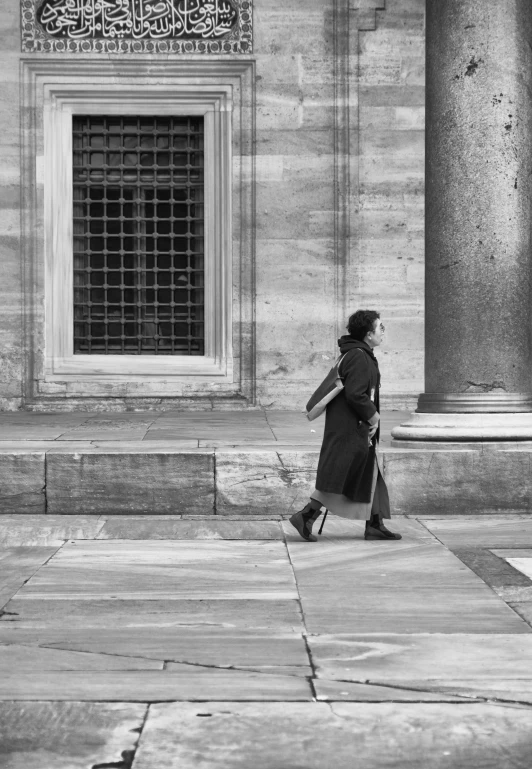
top-left (254, 0), bottom-right (425, 410)
top-left (0, 0), bottom-right (425, 411)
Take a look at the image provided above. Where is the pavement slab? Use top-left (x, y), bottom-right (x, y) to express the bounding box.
top-left (451, 548), bottom-right (532, 588)
top-left (493, 549), bottom-right (532, 580)
top-left (1, 506), bottom-right (532, 763)
top-left (0, 670), bottom-right (314, 702)
top-left (0, 626), bottom-right (309, 669)
top-left (314, 679), bottom-right (470, 702)
top-left (96, 518), bottom-right (283, 540)
top-left (286, 540), bottom-right (482, 589)
top-left (421, 518), bottom-right (532, 548)
top-left (299, 586), bottom-right (529, 633)
top-left (0, 598), bottom-right (304, 631)
top-left (132, 702), bottom-right (532, 769)
top-left (0, 516), bottom-right (105, 546)
top-left (14, 540), bottom-right (298, 600)
top-left (309, 633), bottom-right (532, 682)
top-left (0, 643), bottom-right (163, 671)
top-left (0, 546), bottom-right (61, 611)
top-left (0, 702), bottom-right (147, 769)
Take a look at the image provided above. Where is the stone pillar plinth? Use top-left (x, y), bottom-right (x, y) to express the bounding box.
top-left (393, 0), bottom-right (532, 443)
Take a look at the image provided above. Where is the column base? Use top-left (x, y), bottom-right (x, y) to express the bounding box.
top-left (417, 393), bottom-right (532, 413)
top-left (391, 411), bottom-right (532, 445)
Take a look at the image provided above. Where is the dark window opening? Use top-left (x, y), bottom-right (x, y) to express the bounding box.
top-left (72, 115), bottom-right (205, 355)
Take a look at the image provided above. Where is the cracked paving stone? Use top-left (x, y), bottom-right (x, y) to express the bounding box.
top-left (0, 670), bottom-right (313, 701)
top-left (314, 679), bottom-right (472, 702)
top-left (0, 644), bottom-right (163, 672)
top-left (0, 547), bottom-right (61, 610)
top-left (0, 627), bottom-right (309, 668)
top-left (309, 634), bottom-right (532, 683)
top-left (0, 701), bottom-right (146, 769)
top-left (131, 702), bottom-right (532, 769)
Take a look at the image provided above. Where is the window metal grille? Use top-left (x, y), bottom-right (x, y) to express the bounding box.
top-left (72, 115), bottom-right (205, 355)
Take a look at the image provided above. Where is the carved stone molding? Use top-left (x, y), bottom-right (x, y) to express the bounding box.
top-left (21, 0), bottom-right (253, 54)
top-left (20, 58), bottom-right (256, 406)
top-left (333, 0), bottom-right (385, 335)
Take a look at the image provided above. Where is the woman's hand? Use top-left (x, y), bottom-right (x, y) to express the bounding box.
top-left (367, 411), bottom-right (380, 441)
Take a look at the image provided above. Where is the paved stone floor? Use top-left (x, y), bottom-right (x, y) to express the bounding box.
top-left (0, 409), bottom-right (405, 448)
top-left (1, 514), bottom-right (532, 767)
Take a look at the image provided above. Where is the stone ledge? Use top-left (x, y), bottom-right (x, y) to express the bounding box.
top-left (46, 451), bottom-right (215, 515)
top-left (0, 453), bottom-right (45, 514)
top-left (0, 446), bottom-right (530, 516)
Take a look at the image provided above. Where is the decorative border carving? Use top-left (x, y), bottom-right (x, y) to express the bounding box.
top-left (21, 0), bottom-right (253, 54)
top-left (333, 0), bottom-right (386, 337)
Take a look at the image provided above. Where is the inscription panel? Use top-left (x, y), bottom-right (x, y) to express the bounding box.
top-left (22, 0), bottom-right (252, 53)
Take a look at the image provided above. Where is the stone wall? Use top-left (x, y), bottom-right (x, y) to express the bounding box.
top-left (0, 0), bottom-right (425, 411)
top-left (254, 0), bottom-right (425, 410)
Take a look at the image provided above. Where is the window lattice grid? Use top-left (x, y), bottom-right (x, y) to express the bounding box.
top-left (72, 115), bottom-right (205, 355)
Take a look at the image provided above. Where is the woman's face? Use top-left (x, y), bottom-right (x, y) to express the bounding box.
top-left (366, 319), bottom-right (385, 348)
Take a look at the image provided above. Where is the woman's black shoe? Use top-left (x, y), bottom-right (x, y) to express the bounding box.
top-left (364, 523), bottom-right (402, 540)
top-left (289, 503), bottom-right (322, 542)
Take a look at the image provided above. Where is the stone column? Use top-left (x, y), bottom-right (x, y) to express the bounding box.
top-left (393, 0), bottom-right (532, 442)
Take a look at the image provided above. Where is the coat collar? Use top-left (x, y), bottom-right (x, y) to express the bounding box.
top-left (338, 335), bottom-right (379, 365)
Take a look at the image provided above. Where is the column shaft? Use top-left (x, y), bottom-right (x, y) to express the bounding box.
top-left (421, 0), bottom-right (532, 413)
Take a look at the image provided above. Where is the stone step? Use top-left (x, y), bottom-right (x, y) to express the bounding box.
top-left (1, 443), bottom-right (532, 516)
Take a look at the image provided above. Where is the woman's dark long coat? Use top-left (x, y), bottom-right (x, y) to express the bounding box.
top-left (315, 336), bottom-right (386, 504)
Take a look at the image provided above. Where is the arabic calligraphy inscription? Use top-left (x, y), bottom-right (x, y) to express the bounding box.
top-left (22, 0), bottom-right (252, 53)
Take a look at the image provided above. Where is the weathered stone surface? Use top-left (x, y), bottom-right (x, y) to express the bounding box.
top-left (215, 449), bottom-right (319, 514)
top-left (299, 586), bottom-right (529, 634)
top-left (383, 449), bottom-right (532, 514)
top-left (96, 518), bottom-right (283, 540)
top-left (0, 546), bottom-right (60, 610)
top-left (0, 644), bottom-right (162, 671)
top-left (508, 601), bottom-right (532, 625)
top-left (423, 518), bottom-right (532, 548)
top-left (0, 626), bottom-right (308, 670)
top-left (310, 633), bottom-right (532, 684)
top-left (0, 0), bottom-right (426, 412)
top-left (46, 450), bottom-right (215, 514)
top-left (0, 516), bottom-right (104, 546)
top-left (2, 598), bottom-right (303, 631)
top-left (0, 702), bottom-right (147, 769)
top-left (132, 702), bottom-right (532, 769)
top-left (424, 0), bottom-right (532, 402)
top-left (15, 540), bottom-right (298, 600)
top-left (314, 679), bottom-right (469, 702)
top-left (451, 549), bottom-right (532, 589)
top-left (0, 453), bottom-right (45, 513)
top-left (286, 531), bottom-right (483, 589)
top-left (0, 670), bottom-right (313, 702)
top-left (493, 551), bottom-right (532, 582)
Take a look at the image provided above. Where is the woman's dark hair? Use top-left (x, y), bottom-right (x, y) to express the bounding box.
top-left (347, 310), bottom-right (380, 341)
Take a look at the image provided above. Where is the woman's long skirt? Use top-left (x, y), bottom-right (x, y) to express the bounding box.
top-left (311, 449), bottom-right (390, 520)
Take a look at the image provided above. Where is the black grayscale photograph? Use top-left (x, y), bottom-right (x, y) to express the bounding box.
top-left (1, 0), bottom-right (532, 766)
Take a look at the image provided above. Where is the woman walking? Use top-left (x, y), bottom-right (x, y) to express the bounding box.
top-left (290, 310), bottom-right (401, 542)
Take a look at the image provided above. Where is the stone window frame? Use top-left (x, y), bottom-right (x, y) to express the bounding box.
top-left (21, 59), bottom-right (256, 402)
